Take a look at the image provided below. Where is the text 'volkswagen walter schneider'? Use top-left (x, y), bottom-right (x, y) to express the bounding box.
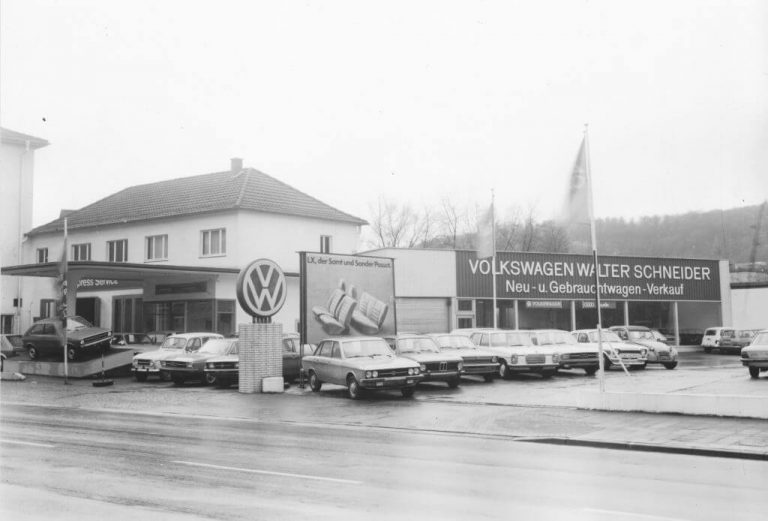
top-left (301, 337), bottom-right (422, 399)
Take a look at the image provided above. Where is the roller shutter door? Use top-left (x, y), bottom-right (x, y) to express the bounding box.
top-left (395, 298), bottom-right (450, 334)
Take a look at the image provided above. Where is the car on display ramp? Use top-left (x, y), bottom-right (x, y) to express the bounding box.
top-left (21, 316), bottom-right (112, 361)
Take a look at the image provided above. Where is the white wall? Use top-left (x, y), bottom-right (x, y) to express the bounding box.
top-left (361, 248), bottom-right (457, 297)
top-left (731, 287), bottom-right (768, 330)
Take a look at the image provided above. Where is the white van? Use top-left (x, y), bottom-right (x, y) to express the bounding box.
top-left (701, 327), bottom-right (733, 352)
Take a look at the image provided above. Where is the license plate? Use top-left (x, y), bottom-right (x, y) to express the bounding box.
top-left (406, 379), bottom-right (415, 384)
top-left (376, 381), bottom-right (384, 387)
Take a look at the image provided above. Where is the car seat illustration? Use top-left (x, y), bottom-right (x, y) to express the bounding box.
top-left (311, 281), bottom-right (357, 335)
top-left (348, 285), bottom-right (388, 335)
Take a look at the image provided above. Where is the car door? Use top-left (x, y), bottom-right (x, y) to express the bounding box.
top-left (329, 341), bottom-right (345, 383)
top-left (42, 323), bottom-right (61, 354)
top-left (312, 341), bottom-right (333, 382)
top-left (282, 338), bottom-right (300, 379)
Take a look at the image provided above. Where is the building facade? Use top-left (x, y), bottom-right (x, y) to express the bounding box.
top-left (0, 128), bottom-right (49, 334)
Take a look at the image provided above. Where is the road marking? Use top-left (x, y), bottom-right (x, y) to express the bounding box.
top-left (1, 439), bottom-right (55, 448)
top-left (582, 508), bottom-right (689, 521)
top-left (172, 460), bottom-right (363, 485)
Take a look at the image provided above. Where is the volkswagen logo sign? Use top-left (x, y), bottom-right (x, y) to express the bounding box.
top-left (236, 259), bottom-right (287, 318)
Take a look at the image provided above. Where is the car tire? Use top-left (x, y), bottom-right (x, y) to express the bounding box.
top-left (498, 361), bottom-right (511, 380)
top-left (347, 376), bottom-right (363, 400)
top-left (171, 375), bottom-right (185, 386)
top-left (401, 387), bottom-right (415, 398)
top-left (663, 362), bottom-right (678, 370)
top-left (309, 371), bottom-right (322, 392)
top-left (135, 373), bottom-right (148, 382)
top-left (204, 373), bottom-right (217, 386)
top-left (66, 345), bottom-right (77, 362)
top-left (584, 366), bottom-right (598, 376)
top-left (483, 374), bottom-right (494, 382)
top-left (27, 345), bottom-right (38, 360)
top-left (447, 377), bottom-right (460, 389)
top-left (749, 366), bottom-right (760, 379)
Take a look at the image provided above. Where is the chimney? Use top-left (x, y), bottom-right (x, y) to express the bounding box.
top-left (230, 157), bottom-right (243, 172)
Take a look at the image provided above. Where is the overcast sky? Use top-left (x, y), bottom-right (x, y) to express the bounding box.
top-left (2, 0), bottom-right (767, 229)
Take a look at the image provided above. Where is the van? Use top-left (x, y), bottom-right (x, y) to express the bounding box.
top-left (701, 327), bottom-right (733, 352)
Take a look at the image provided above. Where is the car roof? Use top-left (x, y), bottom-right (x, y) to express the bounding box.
top-left (167, 332), bottom-right (223, 339)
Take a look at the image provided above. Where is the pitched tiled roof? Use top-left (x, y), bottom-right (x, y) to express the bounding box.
top-left (1, 127), bottom-right (49, 149)
top-left (28, 168), bottom-right (367, 236)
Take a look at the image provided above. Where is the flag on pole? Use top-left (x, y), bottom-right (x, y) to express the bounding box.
top-left (559, 136), bottom-right (591, 226)
top-left (57, 219), bottom-right (68, 319)
top-left (476, 203), bottom-right (495, 259)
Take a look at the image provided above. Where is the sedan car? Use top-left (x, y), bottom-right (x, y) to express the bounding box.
top-left (428, 333), bottom-right (499, 382)
top-left (162, 337), bottom-right (238, 385)
top-left (384, 334), bottom-right (464, 388)
top-left (572, 329), bottom-right (648, 370)
top-left (609, 325), bottom-right (678, 369)
top-left (131, 332), bottom-right (223, 381)
top-left (203, 333), bottom-right (313, 388)
top-left (741, 330), bottom-right (768, 378)
top-left (301, 336), bottom-right (422, 399)
top-left (21, 316), bottom-right (112, 361)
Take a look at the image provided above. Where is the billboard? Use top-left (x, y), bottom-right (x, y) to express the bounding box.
top-left (456, 251), bottom-right (721, 302)
top-left (300, 252), bottom-right (396, 345)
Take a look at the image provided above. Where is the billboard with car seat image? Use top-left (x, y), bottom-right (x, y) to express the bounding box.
top-left (299, 252), bottom-right (396, 345)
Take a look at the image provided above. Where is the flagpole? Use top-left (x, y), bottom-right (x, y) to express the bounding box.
top-left (62, 218), bottom-right (69, 385)
top-left (584, 125), bottom-right (606, 393)
top-left (491, 190), bottom-right (497, 329)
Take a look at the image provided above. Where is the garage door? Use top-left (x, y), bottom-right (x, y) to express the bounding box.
top-left (395, 298), bottom-right (450, 334)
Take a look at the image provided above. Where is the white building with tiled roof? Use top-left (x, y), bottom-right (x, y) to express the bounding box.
top-left (11, 158), bottom-right (366, 336)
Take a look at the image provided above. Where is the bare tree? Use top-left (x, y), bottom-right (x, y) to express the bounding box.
top-left (367, 196), bottom-right (436, 248)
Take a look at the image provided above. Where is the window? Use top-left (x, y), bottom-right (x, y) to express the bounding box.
top-left (145, 235), bottom-right (168, 261)
top-left (320, 235), bottom-right (332, 253)
top-left (40, 299), bottom-right (56, 319)
top-left (71, 243), bottom-right (91, 261)
top-left (457, 317), bottom-right (473, 329)
top-left (36, 248), bottom-right (48, 263)
top-left (201, 228), bottom-right (226, 256)
top-left (457, 299), bottom-right (473, 312)
top-left (107, 239), bottom-right (128, 263)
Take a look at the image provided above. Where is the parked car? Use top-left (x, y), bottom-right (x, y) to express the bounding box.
top-left (452, 328), bottom-right (559, 379)
top-left (203, 333), bottom-right (313, 388)
top-left (21, 316), bottom-right (112, 361)
top-left (162, 337), bottom-right (239, 385)
top-left (572, 329), bottom-right (648, 369)
top-left (1, 334), bottom-right (23, 357)
top-left (384, 334), bottom-right (464, 388)
top-left (609, 325), bottom-right (678, 369)
top-left (719, 329), bottom-right (758, 354)
top-left (131, 332), bottom-right (223, 381)
top-left (112, 333), bottom-right (154, 347)
top-left (740, 330), bottom-right (768, 378)
top-left (428, 333), bottom-right (499, 382)
top-left (301, 336), bottom-right (422, 399)
top-left (651, 329), bottom-right (669, 344)
top-left (529, 329), bottom-right (600, 376)
top-left (701, 327), bottom-right (729, 352)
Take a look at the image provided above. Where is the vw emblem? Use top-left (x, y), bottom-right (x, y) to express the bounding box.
top-left (236, 259), bottom-right (287, 318)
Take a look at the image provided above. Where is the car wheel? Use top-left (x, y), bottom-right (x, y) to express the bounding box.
top-left (171, 375), bottom-right (185, 386)
top-left (66, 345), bottom-right (77, 362)
top-left (498, 361), bottom-right (510, 380)
top-left (204, 373), bottom-right (217, 386)
top-left (347, 376), bottom-right (363, 400)
top-left (447, 377), bottom-right (460, 389)
top-left (663, 362), bottom-right (678, 370)
top-left (585, 366), bottom-right (598, 376)
top-left (401, 387), bottom-right (415, 398)
top-left (749, 366), bottom-right (760, 379)
top-left (483, 374), bottom-right (494, 383)
top-left (135, 372), bottom-right (148, 382)
top-left (309, 371), bottom-right (322, 392)
top-left (27, 345), bottom-right (38, 360)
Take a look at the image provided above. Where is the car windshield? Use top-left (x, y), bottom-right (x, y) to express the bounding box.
top-left (398, 337), bottom-right (441, 354)
top-left (434, 335), bottom-right (476, 349)
top-left (628, 330), bottom-right (653, 340)
top-left (535, 331), bottom-right (577, 345)
top-left (65, 316), bottom-right (93, 331)
top-left (587, 331), bottom-right (622, 343)
top-left (490, 332), bottom-right (532, 347)
top-left (752, 332), bottom-right (768, 345)
top-left (198, 339), bottom-right (236, 355)
top-left (342, 339), bottom-right (393, 358)
top-left (125, 334), bottom-right (152, 344)
top-left (161, 337), bottom-right (189, 349)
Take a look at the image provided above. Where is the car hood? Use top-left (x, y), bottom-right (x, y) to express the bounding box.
top-left (133, 348), bottom-right (187, 361)
top-left (306, 355), bottom-right (419, 370)
top-left (441, 348), bottom-right (497, 359)
top-left (398, 352), bottom-right (463, 363)
top-left (164, 352), bottom-right (222, 363)
top-left (204, 355), bottom-right (238, 363)
top-left (742, 343), bottom-right (768, 354)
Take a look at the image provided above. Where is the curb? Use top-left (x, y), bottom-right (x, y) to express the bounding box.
top-left (523, 437), bottom-right (768, 461)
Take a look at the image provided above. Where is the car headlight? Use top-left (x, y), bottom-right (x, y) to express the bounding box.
top-left (80, 340), bottom-right (85, 346)
top-left (640, 349), bottom-right (647, 356)
top-left (186, 362), bottom-right (194, 368)
top-left (510, 355), bottom-right (518, 364)
top-left (742, 352), bottom-right (749, 359)
top-left (552, 353), bottom-right (560, 363)
top-left (151, 360), bottom-right (160, 369)
top-left (206, 362), bottom-right (213, 369)
top-left (372, 370), bottom-right (378, 378)
top-left (131, 360), bottom-right (138, 367)
top-left (365, 371), bottom-right (371, 378)
top-left (408, 368), bottom-right (413, 375)
top-left (491, 356), bottom-right (498, 363)
top-left (457, 362), bottom-right (463, 371)
top-left (560, 353), bottom-right (569, 360)
top-left (419, 363), bottom-right (427, 371)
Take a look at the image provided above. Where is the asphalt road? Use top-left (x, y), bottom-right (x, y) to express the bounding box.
top-left (2, 402), bottom-right (767, 521)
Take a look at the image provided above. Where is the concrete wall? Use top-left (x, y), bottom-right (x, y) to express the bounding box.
top-left (731, 286), bottom-right (768, 330)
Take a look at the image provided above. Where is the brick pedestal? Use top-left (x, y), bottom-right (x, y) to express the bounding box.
top-left (238, 323), bottom-right (283, 393)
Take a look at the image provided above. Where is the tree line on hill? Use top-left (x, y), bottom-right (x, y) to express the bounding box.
top-left (365, 196), bottom-right (767, 266)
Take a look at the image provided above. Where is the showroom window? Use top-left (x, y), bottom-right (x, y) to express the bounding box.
top-left (71, 243), bottom-right (91, 261)
top-left (36, 248), bottom-right (48, 263)
top-left (145, 235), bottom-right (168, 261)
top-left (320, 235), bottom-right (332, 253)
top-left (201, 228), bottom-right (226, 257)
top-left (107, 239), bottom-right (128, 263)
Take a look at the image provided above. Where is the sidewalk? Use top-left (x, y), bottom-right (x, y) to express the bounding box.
top-left (2, 374), bottom-right (767, 461)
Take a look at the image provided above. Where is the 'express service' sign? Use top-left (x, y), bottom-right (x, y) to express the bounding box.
top-left (456, 251), bottom-right (721, 301)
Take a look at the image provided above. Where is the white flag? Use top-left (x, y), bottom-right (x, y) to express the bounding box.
top-left (559, 137), bottom-right (590, 226)
top-left (476, 204), bottom-right (495, 259)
